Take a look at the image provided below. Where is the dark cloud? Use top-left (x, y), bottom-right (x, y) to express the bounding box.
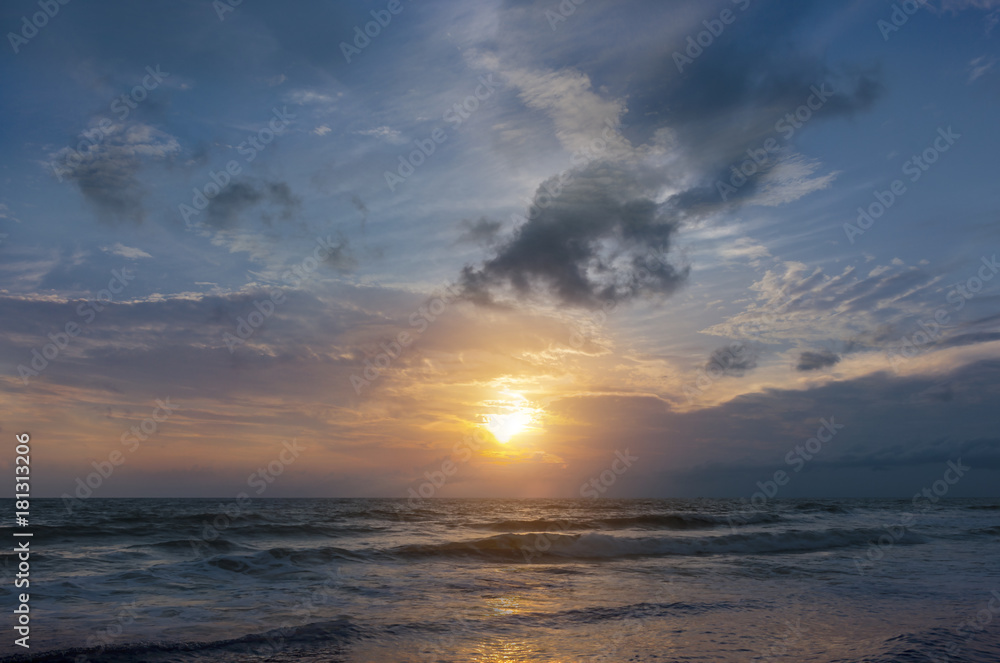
top-left (706, 343), bottom-right (758, 377)
top-left (796, 350), bottom-right (841, 371)
top-left (459, 161), bottom-right (688, 309)
top-left (626, 3), bottom-right (883, 157)
top-left (59, 151), bottom-right (144, 224)
top-left (320, 234), bottom-right (357, 273)
top-left (513, 3), bottom-right (879, 222)
top-left (823, 438), bottom-right (1000, 472)
top-left (939, 330), bottom-right (1000, 349)
top-left (52, 124), bottom-right (178, 225)
top-left (456, 217), bottom-right (503, 246)
top-left (0, 288), bottom-right (376, 399)
top-left (547, 358), bottom-right (1000, 496)
top-left (916, 382), bottom-right (955, 403)
top-left (186, 141), bottom-right (213, 168)
top-left (204, 180), bottom-right (301, 229)
top-left (466, 3), bottom-right (885, 311)
top-left (658, 60), bottom-right (882, 220)
top-left (351, 194), bottom-right (368, 229)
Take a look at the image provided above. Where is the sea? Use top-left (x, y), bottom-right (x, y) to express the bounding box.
top-left (1, 498), bottom-right (998, 662)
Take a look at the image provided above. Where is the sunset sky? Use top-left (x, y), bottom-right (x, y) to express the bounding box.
top-left (1, 0), bottom-right (999, 498)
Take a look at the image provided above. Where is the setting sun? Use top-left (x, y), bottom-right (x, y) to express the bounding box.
top-left (480, 392), bottom-right (543, 444)
top-left (484, 411), bottom-right (531, 443)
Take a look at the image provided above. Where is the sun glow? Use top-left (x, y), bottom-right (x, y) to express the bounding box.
top-left (481, 394), bottom-right (542, 444)
top-left (485, 411), bottom-right (532, 443)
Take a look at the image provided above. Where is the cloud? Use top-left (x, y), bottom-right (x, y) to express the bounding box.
top-left (319, 234), bottom-right (357, 273)
top-left (101, 243), bottom-right (153, 260)
top-left (663, 16), bottom-right (881, 136)
top-left (50, 123), bottom-right (180, 225)
top-left (748, 154), bottom-right (840, 207)
top-left (714, 236), bottom-right (771, 266)
top-left (459, 160), bottom-right (688, 309)
top-left (598, 5), bottom-right (884, 219)
top-left (457, 4), bottom-right (884, 317)
top-left (0, 203), bottom-right (21, 223)
top-left (968, 55), bottom-right (996, 83)
top-left (491, 63), bottom-right (629, 156)
top-left (203, 180), bottom-right (301, 229)
top-left (706, 343), bottom-right (759, 377)
top-left (351, 194), bottom-right (368, 229)
top-left (796, 350), bottom-right (841, 371)
top-left (544, 358), bottom-right (1000, 496)
top-left (456, 217), bottom-right (503, 246)
top-left (703, 259), bottom-right (944, 344)
top-left (288, 89), bottom-right (335, 105)
top-left (313, 125), bottom-right (332, 136)
top-left (355, 126), bottom-right (404, 143)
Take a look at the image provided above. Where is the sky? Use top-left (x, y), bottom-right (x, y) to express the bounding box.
top-left (1, 0), bottom-right (999, 499)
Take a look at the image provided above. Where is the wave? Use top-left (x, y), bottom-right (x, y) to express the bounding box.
top-left (8, 513), bottom-right (285, 538)
top-left (389, 527), bottom-right (928, 562)
top-left (128, 526), bottom-right (920, 576)
top-left (12, 524), bottom-right (164, 539)
top-left (220, 522), bottom-right (387, 537)
top-left (0, 618), bottom-right (364, 663)
top-left (169, 545), bottom-right (369, 578)
top-left (18, 519), bottom-right (387, 545)
top-left (790, 501), bottom-right (852, 514)
top-left (473, 512), bottom-right (781, 532)
top-left (141, 538), bottom-right (248, 554)
top-left (263, 545), bottom-right (369, 565)
top-left (337, 507), bottom-right (440, 521)
top-left (863, 625), bottom-right (1000, 663)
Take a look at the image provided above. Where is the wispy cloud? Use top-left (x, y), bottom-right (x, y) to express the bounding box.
top-left (354, 125), bottom-right (404, 143)
top-left (968, 55), bottom-right (996, 83)
top-left (102, 243), bottom-right (153, 260)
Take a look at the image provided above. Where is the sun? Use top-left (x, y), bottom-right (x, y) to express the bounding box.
top-left (484, 411), bottom-right (532, 444)
top-left (480, 392), bottom-right (544, 444)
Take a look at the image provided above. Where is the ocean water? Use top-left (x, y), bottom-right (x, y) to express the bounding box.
top-left (1, 498), bottom-right (999, 662)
